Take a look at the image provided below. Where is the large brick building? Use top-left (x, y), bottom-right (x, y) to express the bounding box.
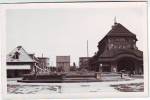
top-left (89, 22), bottom-right (143, 74)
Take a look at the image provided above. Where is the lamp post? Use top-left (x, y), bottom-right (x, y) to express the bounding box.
top-left (96, 63), bottom-right (103, 80)
top-left (99, 63), bottom-right (103, 73)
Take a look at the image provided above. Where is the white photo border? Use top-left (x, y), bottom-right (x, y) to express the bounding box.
top-left (0, 2), bottom-right (149, 99)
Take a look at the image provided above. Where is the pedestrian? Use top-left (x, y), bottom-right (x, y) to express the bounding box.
top-left (121, 72), bottom-right (123, 78)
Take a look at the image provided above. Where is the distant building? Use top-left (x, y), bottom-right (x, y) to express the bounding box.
top-left (56, 56), bottom-right (70, 72)
top-left (37, 57), bottom-right (49, 70)
top-left (7, 46), bottom-right (37, 78)
top-left (79, 57), bottom-right (91, 69)
top-left (89, 22), bottom-right (143, 74)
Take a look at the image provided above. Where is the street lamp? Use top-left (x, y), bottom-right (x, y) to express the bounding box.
top-left (96, 63), bottom-right (103, 80)
top-left (99, 63), bottom-right (103, 73)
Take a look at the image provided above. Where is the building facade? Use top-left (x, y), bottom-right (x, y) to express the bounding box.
top-left (89, 22), bottom-right (143, 74)
top-left (37, 57), bottom-right (49, 71)
top-left (79, 57), bottom-right (91, 69)
top-left (7, 46), bottom-right (36, 78)
top-left (56, 56), bottom-right (70, 72)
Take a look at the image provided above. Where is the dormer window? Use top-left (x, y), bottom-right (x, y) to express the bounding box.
top-left (13, 51), bottom-right (20, 59)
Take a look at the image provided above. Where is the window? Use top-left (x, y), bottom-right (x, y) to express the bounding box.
top-left (13, 51), bottom-right (20, 59)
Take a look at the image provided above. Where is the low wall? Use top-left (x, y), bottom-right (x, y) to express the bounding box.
top-left (22, 73), bottom-right (63, 80)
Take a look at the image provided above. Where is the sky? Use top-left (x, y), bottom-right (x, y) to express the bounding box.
top-left (6, 2), bottom-right (147, 66)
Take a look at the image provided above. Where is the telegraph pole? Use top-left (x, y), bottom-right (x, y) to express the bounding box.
top-left (87, 40), bottom-right (89, 57)
top-left (114, 16), bottom-right (117, 24)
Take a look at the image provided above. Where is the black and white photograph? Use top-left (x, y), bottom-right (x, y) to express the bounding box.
top-left (0, 1), bottom-right (149, 99)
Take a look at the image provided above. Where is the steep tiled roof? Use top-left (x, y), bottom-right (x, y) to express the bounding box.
top-left (7, 46), bottom-right (35, 62)
top-left (98, 23), bottom-right (137, 47)
top-left (106, 23), bottom-right (136, 38)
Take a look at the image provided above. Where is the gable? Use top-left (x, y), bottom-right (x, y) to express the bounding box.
top-left (7, 46), bottom-right (35, 63)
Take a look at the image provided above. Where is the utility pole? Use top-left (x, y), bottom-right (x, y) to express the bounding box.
top-left (87, 40), bottom-right (89, 57)
top-left (114, 16), bottom-right (117, 24)
top-left (42, 53), bottom-right (43, 58)
top-left (42, 53), bottom-right (44, 71)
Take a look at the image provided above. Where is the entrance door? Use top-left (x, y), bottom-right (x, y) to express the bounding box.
top-left (117, 59), bottom-right (135, 73)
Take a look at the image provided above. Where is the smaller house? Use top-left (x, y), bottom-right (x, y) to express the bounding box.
top-left (7, 46), bottom-right (36, 78)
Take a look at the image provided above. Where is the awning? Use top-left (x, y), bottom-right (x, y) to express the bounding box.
top-left (7, 65), bottom-right (31, 70)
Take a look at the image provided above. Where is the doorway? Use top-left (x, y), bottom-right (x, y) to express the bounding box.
top-left (117, 59), bottom-right (135, 73)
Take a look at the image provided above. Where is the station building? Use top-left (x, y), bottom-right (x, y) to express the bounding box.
top-left (89, 22), bottom-right (143, 74)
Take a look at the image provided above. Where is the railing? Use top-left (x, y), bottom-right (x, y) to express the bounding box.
top-left (32, 65), bottom-right (50, 74)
